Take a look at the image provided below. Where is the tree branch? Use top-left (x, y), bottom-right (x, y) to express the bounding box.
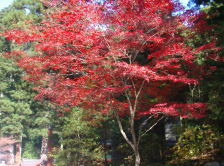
top-left (138, 116), bottom-right (165, 144)
top-left (137, 114), bottom-right (154, 144)
top-left (114, 112), bottom-right (135, 150)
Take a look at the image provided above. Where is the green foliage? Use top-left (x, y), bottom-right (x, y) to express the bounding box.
top-left (0, 0), bottom-right (52, 160)
top-left (170, 2), bottom-right (224, 164)
top-left (0, 54), bottom-right (33, 137)
top-left (51, 108), bottom-right (104, 166)
top-left (172, 124), bottom-right (224, 160)
top-left (188, 0), bottom-right (224, 132)
top-left (22, 141), bottom-right (40, 159)
top-left (0, 0), bottom-right (47, 138)
top-left (0, 0), bottom-right (45, 29)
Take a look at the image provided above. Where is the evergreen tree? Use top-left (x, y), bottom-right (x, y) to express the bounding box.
top-left (0, 0), bottom-right (52, 159)
top-left (189, 0), bottom-right (224, 131)
top-left (52, 108), bottom-right (104, 166)
top-left (168, 1), bottom-right (224, 163)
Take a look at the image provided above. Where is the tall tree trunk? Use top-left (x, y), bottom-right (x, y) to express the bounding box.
top-left (47, 128), bottom-right (53, 166)
top-left (41, 136), bottom-right (48, 156)
top-left (134, 150), bottom-right (141, 166)
top-left (115, 113), bottom-right (142, 166)
top-left (40, 136), bottom-right (48, 166)
top-left (132, 123), bottom-right (141, 166)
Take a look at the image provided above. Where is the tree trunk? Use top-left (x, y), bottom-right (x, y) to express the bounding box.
top-left (134, 150), bottom-right (141, 166)
top-left (41, 136), bottom-right (48, 156)
top-left (15, 136), bottom-right (22, 165)
top-left (40, 136), bottom-right (48, 166)
top-left (47, 128), bottom-right (53, 166)
top-left (115, 113), bottom-right (142, 166)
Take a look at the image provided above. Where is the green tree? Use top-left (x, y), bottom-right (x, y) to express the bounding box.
top-left (0, 0), bottom-right (52, 159)
top-left (51, 108), bottom-right (104, 166)
top-left (168, 1), bottom-right (224, 163)
top-left (189, 0), bottom-right (224, 131)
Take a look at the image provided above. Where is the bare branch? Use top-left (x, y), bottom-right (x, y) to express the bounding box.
top-left (133, 80), bottom-right (145, 116)
top-left (189, 83), bottom-right (196, 99)
top-left (137, 114), bottom-right (154, 143)
top-left (124, 90), bottom-right (133, 114)
top-left (138, 116), bottom-right (165, 144)
top-left (136, 80), bottom-right (145, 98)
top-left (114, 112), bottom-right (135, 150)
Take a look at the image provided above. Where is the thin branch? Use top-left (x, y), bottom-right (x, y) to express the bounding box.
top-left (137, 114), bottom-right (154, 143)
top-left (133, 80), bottom-right (145, 115)
top-left (136, 80), bottom-right (145, 98)
top-left (114, 112), bottom-right (135, 150)
top-left (124, 90), bottom-right (133, 114)
top-left (132, 30), bottom-right (159, 62)
top-left (131, 78), bottom-right (137, 97)
top-left (139, 116), bottom-right (165, 144)
top-left (189, 83), bottom-right (196, 100)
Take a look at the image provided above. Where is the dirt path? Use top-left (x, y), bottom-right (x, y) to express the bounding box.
top-left (21, 159), bottom-right (41, 166)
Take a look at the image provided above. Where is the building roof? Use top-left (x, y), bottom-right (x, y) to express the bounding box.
top-left (0, 137), bottom-right (20, 146)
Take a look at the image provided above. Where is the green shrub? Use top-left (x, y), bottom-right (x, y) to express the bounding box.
top-left (172, 124), bottom-right (224, 160)
top-left (22, 142), bottom-right (40, 159)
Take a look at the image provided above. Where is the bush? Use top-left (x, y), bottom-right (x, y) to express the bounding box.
top-left (22, 142), bottom-right (40, 159)
top-left (172, 124), bottom-right (224, 160)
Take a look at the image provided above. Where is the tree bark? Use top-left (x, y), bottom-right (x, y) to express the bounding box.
top-left (41, 136), bottom-right (48, 156)
top-left (134, 151), bottom-right (141, 166)
top-left (40, 136), bottom-right (48, 166)
top-left (115, 113), bottom-right (141, 166)
top-left (47, 128), bottom-right (53, 166)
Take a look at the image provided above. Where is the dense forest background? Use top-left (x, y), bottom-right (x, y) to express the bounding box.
top-left (0, 0), bottom-right (224, 166)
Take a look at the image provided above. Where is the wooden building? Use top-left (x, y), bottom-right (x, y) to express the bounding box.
top-left (0, 137), bottom-right (21, 165)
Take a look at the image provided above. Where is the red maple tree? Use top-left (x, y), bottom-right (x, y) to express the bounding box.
top-left (3, 0), bottom-right (219, 165)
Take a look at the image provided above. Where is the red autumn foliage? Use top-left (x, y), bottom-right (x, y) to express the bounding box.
top-left (3, 1), bottom-right (220, 165)
top-left (3, 0), bottom-right (218, 120)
